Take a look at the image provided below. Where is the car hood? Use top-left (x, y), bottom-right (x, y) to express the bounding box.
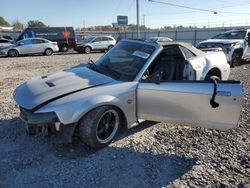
top-left (200, 39), bottom-right (242, 45)
top-left (13, 66), bottom-right (115, 110)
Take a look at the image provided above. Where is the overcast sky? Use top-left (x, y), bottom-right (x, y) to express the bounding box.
top-left (1, 0), bottom-right (250, 28)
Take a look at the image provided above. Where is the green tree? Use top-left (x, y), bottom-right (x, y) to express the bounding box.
top-left (27, 20), bottom-right (47, 28)
top-left (0, 16), bottom-right (10, 26)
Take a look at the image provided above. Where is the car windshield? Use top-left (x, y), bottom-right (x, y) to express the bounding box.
top-left (83, 36), bottom-right (95, 43)
top-left (90, 41), bottom-right (156, 81)
top-left (212, 31), bottom-right (246, 39)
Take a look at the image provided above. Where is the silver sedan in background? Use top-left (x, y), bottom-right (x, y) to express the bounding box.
top-left (0, 38), bottom-right (59, 57)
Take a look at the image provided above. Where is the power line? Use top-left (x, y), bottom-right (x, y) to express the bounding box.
top-left (148, 0), bottom-right (250, 15)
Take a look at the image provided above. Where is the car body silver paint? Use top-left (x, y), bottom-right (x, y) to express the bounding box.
top-left (137, 82), bottom-right (242, 130)
top-left (13, 66), bottom-right (115, 110)
top-left (14, 39), bottom-right (242, 130)
top-left (35, 81), bottom-right (138, 127)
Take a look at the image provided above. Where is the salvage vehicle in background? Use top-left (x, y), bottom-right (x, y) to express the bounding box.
top-left (0, 38), bottom-right (13, 49)
top-left (74, 35), bottom-right (116, 54)
top-left (16, 27), bottom-right (76, 52)
top-left (146, 36), bottom-right (173, 43)
top-left (0, 38), bottom-right (59, 57)
top-left (197, 29), bottom-right (250, 67)
top-left (13, 39), bottom-right (242, 149)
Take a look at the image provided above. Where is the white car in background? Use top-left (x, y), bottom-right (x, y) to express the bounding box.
top-left (75, 36), bottom-right (116, 54)
top-left (0, 38), bottom-right (59, 57)
top-left (146, 37), bottom-right (173, 44)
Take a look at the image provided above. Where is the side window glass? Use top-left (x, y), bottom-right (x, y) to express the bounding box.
top-left (179, 46), bottom-right (195, 59)
top-left (94, 37), bottom-right (102, 42)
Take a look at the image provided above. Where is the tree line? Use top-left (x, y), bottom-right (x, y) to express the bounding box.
top-left (0, 16), bottom-right (47, 29)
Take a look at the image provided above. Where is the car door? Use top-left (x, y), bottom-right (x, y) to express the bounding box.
top-left (137, 81), bottom-right (242, 130)
top-left (101, 37), bottom-right (110, 49)
top-left (91, 37), bottom-right (102, 50)
top-left (31, 39), bottom-right (46, 53)
top-left (17, 39), bottom-right (33, 54)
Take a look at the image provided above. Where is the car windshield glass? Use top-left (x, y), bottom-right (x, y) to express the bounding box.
top-left (83, 36), bottom-right (95, 43)
top-left (91, 41), bottom-right (156, 81)
top-left (212, 31), bottom-right (246, 39)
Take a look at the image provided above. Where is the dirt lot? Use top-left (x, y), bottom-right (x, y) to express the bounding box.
top-left (0, 52), bottom-right (249, 188)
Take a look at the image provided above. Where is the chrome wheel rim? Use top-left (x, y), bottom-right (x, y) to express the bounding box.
top-left (85, 47), bottom-right (90, 53)
top-left (96, 109), bottom-right (119, 144)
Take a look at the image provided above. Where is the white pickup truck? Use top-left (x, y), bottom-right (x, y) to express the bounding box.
top-left (197, 29), bottom-right (250, 67)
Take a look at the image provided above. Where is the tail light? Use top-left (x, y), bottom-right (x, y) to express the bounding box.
top-left (52, 42), bottom-right (57, 46)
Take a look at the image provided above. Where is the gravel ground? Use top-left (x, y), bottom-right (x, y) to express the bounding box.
top-left (0, 52), bottom-right (249, 188)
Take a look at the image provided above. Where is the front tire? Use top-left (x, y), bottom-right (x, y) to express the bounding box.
top-left (84, 46), bottom-right (91, 54)
top-left (79, 106), bottom-right (121, 148)
top-left (8, 49), bottom-right (19, 57)
top-left (44, 48), bottom-right (53, 56)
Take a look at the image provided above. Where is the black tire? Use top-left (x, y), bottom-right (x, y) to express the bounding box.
top-left (107, 45), bottom-right (114, 51)
top-left (8, 49), bottom-right (19, 57)
top-left (84, 46), bottom-right (91, 54)
top-left (44, 48), bottom-right (53, 56)
top-left (205, 75), bottom-right (220, 81)
top-left (231, 52), bottom-right (242, 67)
top-left (77, 47), bottom-right (85, 54)
top-left (60, 44), bottom-right (69, 52)
top-left (79, 106), bottom-right (122, 148)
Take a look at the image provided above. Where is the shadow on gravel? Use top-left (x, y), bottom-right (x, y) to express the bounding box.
top-left (0, 118), bottom-right (197, 187)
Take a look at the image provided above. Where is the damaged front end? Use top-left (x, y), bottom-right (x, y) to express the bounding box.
top-left (19, 106), bottom-right (77, 142)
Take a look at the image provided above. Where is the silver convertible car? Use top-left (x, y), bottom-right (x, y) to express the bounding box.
top-left (13, 39), bottom-right (243, 148)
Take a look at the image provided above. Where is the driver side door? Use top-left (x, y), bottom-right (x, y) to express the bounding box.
top-left (137, 81), bottom-right (242, 130)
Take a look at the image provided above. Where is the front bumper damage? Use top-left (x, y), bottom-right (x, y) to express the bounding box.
top-left (19, 107), bottom-right (77, 143)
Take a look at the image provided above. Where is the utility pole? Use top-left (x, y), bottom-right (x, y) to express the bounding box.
top-left (136, 0), bottom-right (140, 39)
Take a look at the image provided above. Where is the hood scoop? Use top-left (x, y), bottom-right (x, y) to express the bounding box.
top-left (46, 82), bottom-right (55, 87)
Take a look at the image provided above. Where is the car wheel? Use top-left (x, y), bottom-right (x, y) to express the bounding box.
top-left (231, 52), bottom-right (241, 67)
top-left (84, 46), bottom-right (91, 54)
top-left (44, 48), bottom-right (53, 56)
top-left (8, 49), bottom-right (19, 57)
top-left (205, 75), bottom-right (220, 81)
top-left (108, 45), bottom-right (114, 51)
top-left (79, 106), bottom-right (122, 148)
top-left (60, 44), bottom-right (69, 52)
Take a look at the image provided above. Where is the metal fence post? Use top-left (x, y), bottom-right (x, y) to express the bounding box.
top-left (194, 29), bottom-right (197, 45)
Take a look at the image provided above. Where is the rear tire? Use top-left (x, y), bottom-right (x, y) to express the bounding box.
top-left (44, 48), bottom-right (53, 56)
top-left (8, 49), bottom-right (19, 57)
top-left (79, 106), bottom-right (122, 148)
top-left (60, 44), bottom-right (69, 52)
top-left (231, 52), bottom-right (242, 67)
top-left (84, 46), bottom-right (91, 54)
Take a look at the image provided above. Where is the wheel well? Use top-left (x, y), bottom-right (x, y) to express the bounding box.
top-left (79, 105), bottom-right (128, 128)
top-left (233, 48), bottom-right (243, 57)
top-left (45, 48), bottom-right (53, 52)
top-left (85, 46), bottom-right (92, 50)
top-left (205, 68), bottom-right (221, 80)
